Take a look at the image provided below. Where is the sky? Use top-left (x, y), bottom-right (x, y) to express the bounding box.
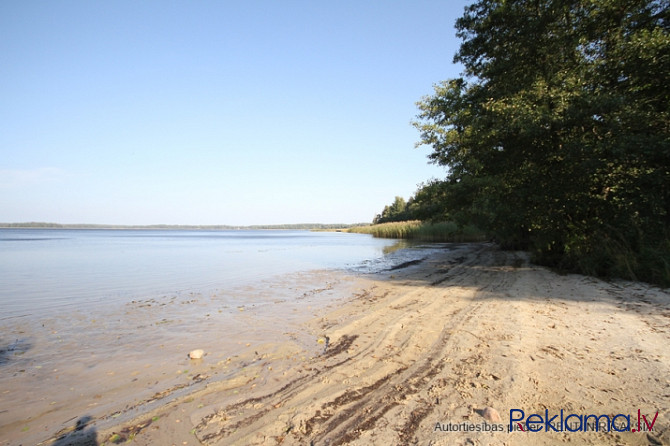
top-left (1, 1), bottom-right (469, 226)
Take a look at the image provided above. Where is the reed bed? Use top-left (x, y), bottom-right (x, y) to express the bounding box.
top-left (348, 220), bottom-right (486, 242)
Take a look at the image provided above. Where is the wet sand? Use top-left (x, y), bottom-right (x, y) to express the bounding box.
top-left (2, 243), bottom-right (670, 445)
top-left (0, 269), bottom-right (363, 446)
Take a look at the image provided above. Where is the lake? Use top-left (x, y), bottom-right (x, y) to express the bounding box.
top-left (0, 229), bottom-right (413, 319)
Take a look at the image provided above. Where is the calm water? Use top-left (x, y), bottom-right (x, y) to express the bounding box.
top-left (0, 229), bottom-right (406, 318)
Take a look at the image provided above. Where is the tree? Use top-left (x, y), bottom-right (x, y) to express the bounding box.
top-left (374, 196), bottom-right (409, 224)
top-left (414, 0), bottom-right (669, 284)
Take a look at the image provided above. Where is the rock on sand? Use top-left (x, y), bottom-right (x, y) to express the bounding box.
top-left (480, 407), bottom-right (502, 423)
top-left (188, 349), bottom-right (204, 359)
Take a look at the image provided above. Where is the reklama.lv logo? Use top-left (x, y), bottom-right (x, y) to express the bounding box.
top-left (510, 409), bottom-right (659, 433)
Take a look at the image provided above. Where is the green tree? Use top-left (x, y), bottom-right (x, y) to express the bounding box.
top-left (374, 196), bottom-right (409, 224)
top-left (414, 0), bottom-right (669, 284)
top-left (406, 180), bottom-right (452, 222)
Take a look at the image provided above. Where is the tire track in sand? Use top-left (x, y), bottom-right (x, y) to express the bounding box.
top-left (194, 244), bottom-right (518, 445)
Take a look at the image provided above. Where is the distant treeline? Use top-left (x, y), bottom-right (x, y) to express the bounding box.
top-left (0, 222), bottom-right (368, 231)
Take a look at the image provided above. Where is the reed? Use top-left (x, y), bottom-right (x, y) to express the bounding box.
top-left (349, 221), bottom-right (486, 242)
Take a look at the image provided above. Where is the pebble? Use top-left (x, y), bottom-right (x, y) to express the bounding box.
top-left (481, 406), bottom-right (502, 423)
top-left (188, 349), bottom-right (204, 360)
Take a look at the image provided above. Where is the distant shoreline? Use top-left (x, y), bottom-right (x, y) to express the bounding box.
top-left (0, 222), bottom-right (368, 231)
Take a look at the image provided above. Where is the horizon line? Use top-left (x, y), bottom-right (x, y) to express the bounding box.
top-left (0, 221), bottom-right (371, 230)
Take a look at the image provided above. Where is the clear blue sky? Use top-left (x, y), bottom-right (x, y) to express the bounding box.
top-left (1, 1), bottom-right (469, 225)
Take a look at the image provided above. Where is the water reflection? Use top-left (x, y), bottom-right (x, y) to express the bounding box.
top-left (382, 239), bottom-right (421, 255)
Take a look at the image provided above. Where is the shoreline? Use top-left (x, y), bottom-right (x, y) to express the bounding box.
top-left (0, 267), bottom-right (368, 446)
top-left (3, 243), bottom-right (670, 445)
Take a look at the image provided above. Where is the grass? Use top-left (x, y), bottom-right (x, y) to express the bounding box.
top-left (348, 220), bottom-right (486, 242)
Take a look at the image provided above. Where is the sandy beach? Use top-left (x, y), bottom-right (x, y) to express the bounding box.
top-left (3, 242), bottom-right (669, 445)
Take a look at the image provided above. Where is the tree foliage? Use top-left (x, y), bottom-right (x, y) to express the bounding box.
top-left (413, 0), bottom-right (669, 284)
top-left (373, 196), bottom-right (409, 224)
top-left (372, 184), bottom-right (453, 224)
